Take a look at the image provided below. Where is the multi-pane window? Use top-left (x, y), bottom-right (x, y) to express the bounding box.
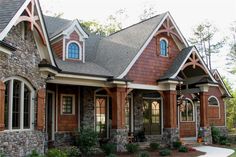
top-left (208, 96), bottom-right (219, 106)
top-left (160, 39), bottom-right (168, 56)
top-left (95, 96), bottom-right (107, 138)
top-left (180, 100), bottom-right (194, 122)
top-left (68, 42), bottom-right (80, 59)
top-left (61, 95), bottom-right (74, 115)
top-left (4, 77), bottom-right (33, 131)
top-left (125, 96), bottom-right (132, 132)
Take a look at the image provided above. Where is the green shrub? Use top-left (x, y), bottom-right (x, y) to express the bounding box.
top-left (0, 151), bottom-right (5, 157)
top-left (159, 149), bottom-right (171, 156)
top-left (125, 143), bottom-right (139, 154)
top-left (106, 154), bottom-right (117, 157)
top-left (64, 146), bottom-right (80, 157)
top-left (46, 148), bottom-right (67, 157)
top-left (76, 127), bottom-right (98, 155)
top-left (178, 146), bottom-right (188, 152)
top-left (149, 143), bottom-right (160, 151)
top-left (138, 151), bottom-right (150, 157)
top-left (172, 141), bottom-right (182, 149)
top-left (219, 136), bottom-right (228, 145)
top-left (27, 150), bottom-right (41, 157)
top-left (101, 143), bottom-right (116, 155)
top-left (211, 126), bottom-right (221, 144)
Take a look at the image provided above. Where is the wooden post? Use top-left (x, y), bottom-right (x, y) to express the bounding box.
top-left (37, 88), bottom-right (46, 131)
top-left (0, 81), bottom-right (5, 131)
top-left (200, 92), bottom-right (209, 127)
top-left (163, 91), bottom-right (177, 128)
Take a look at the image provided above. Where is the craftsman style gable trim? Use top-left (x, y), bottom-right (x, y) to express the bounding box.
top-left (117, 12), bottom-right (188, 79)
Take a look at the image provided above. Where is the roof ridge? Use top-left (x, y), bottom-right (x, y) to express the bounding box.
top-left (43, 14), bottom-right (72, 22)
top-left (107, 12), bottom-right (168, 37)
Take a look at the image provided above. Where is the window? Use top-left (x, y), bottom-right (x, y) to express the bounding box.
top-left (67, 42), bottom-right (80, 59)
top-left (95, 96), bottom-right (107, 138)
top-left (4, 77), bottom-right (34, 131)
top-left (125, 96), bottom-right (133, 132)
top-left (160, 38), bottom-right (168, 56)
top-left (208, 96), bottom-right (219, 106)
top-left (180, 99), bottom-right (194, 122)
top-left (61, 94), bottom-right (75, 115)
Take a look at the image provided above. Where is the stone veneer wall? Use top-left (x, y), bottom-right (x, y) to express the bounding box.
top-left (0, 24), bottom-right (46, 156)
top-left (133, 91), bottom-right (143, 132)
top-left (0, 131), bottom-right (45, 157)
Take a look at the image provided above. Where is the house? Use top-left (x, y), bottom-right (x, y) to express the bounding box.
top-left (0, 0), bottom-right (231, 156)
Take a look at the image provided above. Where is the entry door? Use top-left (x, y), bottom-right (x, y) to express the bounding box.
top-left (95, 96), bottom-right (108, 138)
top-left (46, 92), bottom-right (55, 141)
top-left (143, 99), bottom-right (161, 135)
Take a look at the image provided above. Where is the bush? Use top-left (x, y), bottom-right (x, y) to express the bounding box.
top-left (125, 143), bottom-right (139, 154)
top-left (138, 151), bottom-right (150, 157)
top-left (219, 136), bottom-right (228, 145)
top-left (76, 127), bottom-right (98, 155)
top-left (211, 126), bottom-right (221, 144)
top-left (178, 146), bottom-right (188, 152)
top-left (64, 146), bottom-right (80, 157)
top-left (172, 141), bottom-right (182, 149)
top-left (27, 150), bottom-right (41, 157)
top-left (149, 143), bottom-right (160, 151)
top-left (106, 154), bottom-right (117, 157)
top-left (101, 143), bottom-right (116, 155)
top-left (0, 151), bottom-right (4, 157)
top-left (159, 149), bottom-right (171, 156)
top-left (46, 148), bottom-right (67, 157)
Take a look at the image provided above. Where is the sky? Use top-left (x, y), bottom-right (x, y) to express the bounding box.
top-left (40, 0), bottom-right (236, 89)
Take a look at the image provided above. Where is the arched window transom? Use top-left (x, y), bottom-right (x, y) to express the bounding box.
top-left (4, 77), bottom-right (34, 131)
top-left (180, 99), bottom-right (194, 122)
top-left (208, 96), bottom-right (219, 106)
top-left (160, 38), bottom-right (168, 56)
top-left (67, 42), bottom-right (80, 59)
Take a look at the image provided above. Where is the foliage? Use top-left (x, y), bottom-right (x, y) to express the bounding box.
top-left (138, 151), bottom-right (150, 157)
top-left (159, 148), bottom-right (171, 156)
top-left (149, 142), bottom-right (160, 151)
top-left (172, 141), bottom-right (182, 149)
top-left (76, 127), bottom-right (98, 156)
top-left (63, 146), bottom-right (80, 157)
top-left (211, 126), bottom-right (221, 144)
top-left (0, 151), bottom-right (4, 157)
top-left (46, 148), bottom-right (67, 157)
top-left (139, 4), bottom-right (157, 21)
top-left (227, 21), bottom-right (236, 74)
top-left (27, 150), bottom-right (42, 157)
top-left (219, 136), bottom-right (229, 145)
top-left (178, 146), bottom-right (189, 152)
top-left (106, 154), bottom-right (117, 157)
top-left (198, 128), bottom-right (203, 138)
top-left (101, 143), bottom-right (116, 155)
top-left (125, 143), bottom-right (139, 154)
top-left (189, 21), bottom-right (225, 69)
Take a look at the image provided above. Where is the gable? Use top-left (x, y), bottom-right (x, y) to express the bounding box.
top-left (0, 0), bottom-right (56, 66)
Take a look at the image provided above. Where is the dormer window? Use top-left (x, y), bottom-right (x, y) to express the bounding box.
top-left (160, 38), bottom-right (168, 56)
top-left (67, 42), bottom-right (81, 59)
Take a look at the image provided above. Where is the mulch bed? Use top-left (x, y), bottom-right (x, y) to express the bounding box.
top-left (95, 149), bottom-right (205, 157)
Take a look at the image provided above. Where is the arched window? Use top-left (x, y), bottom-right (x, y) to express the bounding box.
top-left (180, 99), bottom-right (194, 122)
top-left (67, 42), bottom-right (80, 59)
top-left (4, 77), bottom-right (34, 131)
top-left (208, 96), bottom-right (219, 106)
top-left (160, 39), bottom-right (168, 56)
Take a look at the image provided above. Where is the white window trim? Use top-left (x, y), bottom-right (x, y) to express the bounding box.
top-left (3, 76), bottom-right (34, 131)
top-left (180, 98), bottom-right (195, 122)
top-left (208, 96), bottom-right (220, 107)
top-left (66, 40), bottom-right (82, 60)
top-left (159, 37), bottom-right (169, 57)
top-left (60, 94), bottom-right (75, 115)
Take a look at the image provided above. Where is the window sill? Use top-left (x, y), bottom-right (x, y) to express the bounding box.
top-left (3, 128), bottom-right (33, 132)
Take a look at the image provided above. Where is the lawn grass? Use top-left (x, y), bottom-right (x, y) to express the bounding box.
top-left (229, 148), bottom-right (236, 157)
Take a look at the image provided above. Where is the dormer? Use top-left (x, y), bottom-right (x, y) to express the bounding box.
top-left (46, 17), bottom-right (88, 63)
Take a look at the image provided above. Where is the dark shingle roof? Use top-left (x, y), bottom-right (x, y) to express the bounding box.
top-left (160, 46), bottom-right (194, 80)
top-left (43, 15), bottom-right (72, 38)
top-left (94, 12), bottom-right (167, 77)
top-left (0, 0), bottom-right (26, 33)
top-left (55, 57), bottom-right (112, 77)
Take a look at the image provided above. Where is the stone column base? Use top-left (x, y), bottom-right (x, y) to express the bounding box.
top-left (201, 127), bottom-right (212, 144)
top-left (110, 129), bottom-right (128, 152)
top-left (162, 128), bottom-right (179, 147)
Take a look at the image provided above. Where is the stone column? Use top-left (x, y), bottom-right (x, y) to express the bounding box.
top-left (37, 88), bottom-right (46, 131)
top-left (110, 87), bottom-right (128, 152)
top-left (0, 81), bottom-right (5, 131)
top-left (162, 90), bottom-right (179, 146)
top-left (197, 84), bottom-right (212, 144)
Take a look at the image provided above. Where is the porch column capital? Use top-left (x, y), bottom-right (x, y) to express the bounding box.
top-left (159, 80), bottom-right (178, 91)
top-left (196, 84), bottom-right (209, 92)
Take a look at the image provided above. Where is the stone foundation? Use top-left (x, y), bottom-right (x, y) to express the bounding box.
top-left (0, 130), bottom-right (45, 157)
top-left (54, 132), bottom-right (76, 147)
top-left (162, 128), bottom-right (179, 146)
top-left (110, 129), bottom-right (128, 152)
top-left (215, 126), bottom-right (228, 137)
